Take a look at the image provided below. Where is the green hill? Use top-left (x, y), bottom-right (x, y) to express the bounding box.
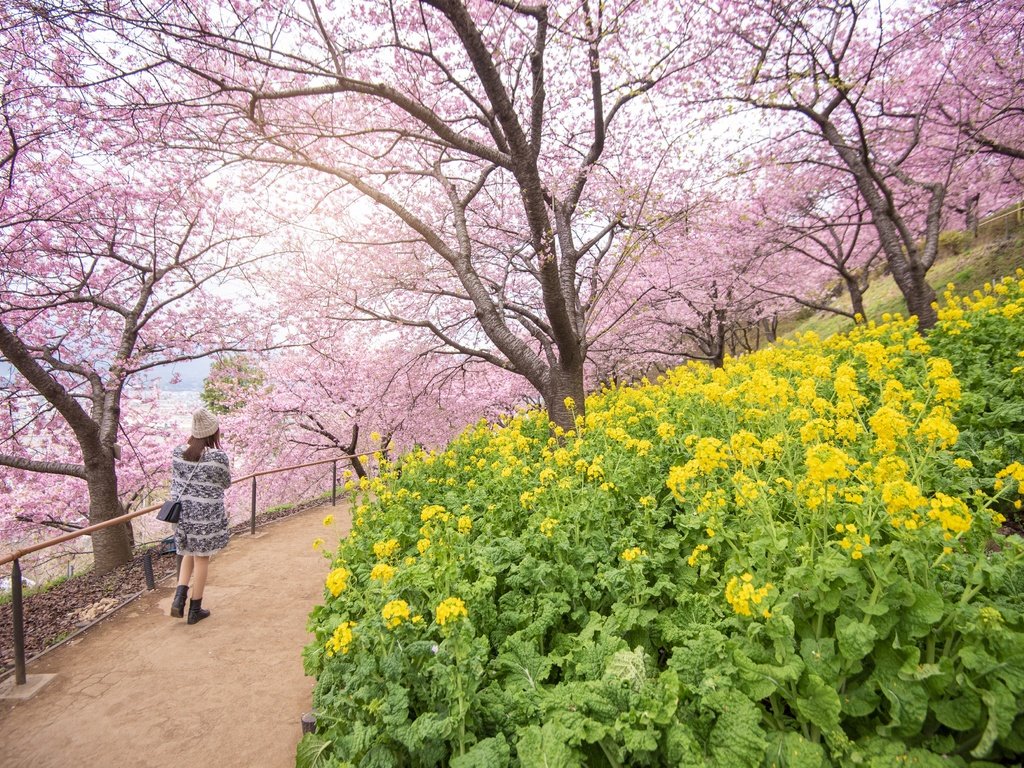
top-left (786, 202), bottom-right (1024, 339)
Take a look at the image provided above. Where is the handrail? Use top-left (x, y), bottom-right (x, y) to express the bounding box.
top-left (0, 450), bottom-right (374, 568)
top-left (236, 453), bottom-right (373, 483)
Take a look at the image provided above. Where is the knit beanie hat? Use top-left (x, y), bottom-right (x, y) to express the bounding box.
top-left (191, 408), bottom-right (219, 439)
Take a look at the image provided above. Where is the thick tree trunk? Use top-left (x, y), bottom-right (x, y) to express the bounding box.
top-left (544, 359), bottom-right (586, 433)
top-left (845, 276), bottom-right (867, 320)
top-left (85, 454), bottom-right (132, 575)
top-left (887, 256), bottom-right (938, 330)
top-left (816, 121), bottom-right (939, 331)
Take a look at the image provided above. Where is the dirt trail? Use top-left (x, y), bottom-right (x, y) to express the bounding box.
top-left (0, 503), bottom-right (348, 768)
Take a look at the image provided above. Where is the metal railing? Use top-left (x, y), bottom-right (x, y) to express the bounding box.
top-left (1, 451), bottom-right (373, 687)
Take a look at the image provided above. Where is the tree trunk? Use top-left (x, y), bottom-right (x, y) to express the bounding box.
top-left (966, 193), bottom-right (979, 237)
top-left (887, 258), bottom-right (938, 330)
top-left (845, 276), bottom-right (867, 321)
top-left (544, 359), bottom-right (586, 433)
top-left (342, 424), bottom-right (367, 479)
top-left (85, 454), bottom-right (132, 575)
top-left (711, 305), bottom-right (728, 368)
top-left (816, 121), bottom-right (939, 331)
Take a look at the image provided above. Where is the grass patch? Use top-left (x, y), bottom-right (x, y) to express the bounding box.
top-left (784, 229), bottom-right (1023, 339)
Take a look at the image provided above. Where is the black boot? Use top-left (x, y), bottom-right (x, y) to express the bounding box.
top-left (187, 597), bottom-right (210, 625)
top-left (170, 585), bottom-right (188, 618)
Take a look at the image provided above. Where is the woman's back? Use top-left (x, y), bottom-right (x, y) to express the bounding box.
top-left (171, 446), bottom-right (231, 501)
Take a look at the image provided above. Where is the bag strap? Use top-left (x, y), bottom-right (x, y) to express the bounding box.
top-left (172, 455), bottom-right (203, 501)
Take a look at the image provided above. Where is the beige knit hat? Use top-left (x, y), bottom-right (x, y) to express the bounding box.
top-left (191, 408), bottom-right (219, 439)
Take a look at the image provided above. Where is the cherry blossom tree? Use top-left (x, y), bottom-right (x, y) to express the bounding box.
top-left (751, 173), bottom-right (883, 321)
top-left (202, 330), bottom-right (534, 513)
top-left (0, 4), bottom-right (298, 572)
top-left (67, 0), bottom-right (713, 430)
top-left (704, 0), bottom-right (978, 329)
top-left (0, 167), bottom-right (281, 572)
top-left (583, 197), bottom-right (791, 374)
top-left (929, 0), bottom-right (1024, 166)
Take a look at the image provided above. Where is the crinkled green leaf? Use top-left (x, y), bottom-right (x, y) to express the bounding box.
top-left (932, 688), bottom-right (982, 731)
top-left (408, 711), bottom-right (452, 743)
top-left (706, 690), bottom-right (769, 767)
top-left (603, 646), bottom-right (649, 692)
top-left (800, 637), bottom-right (839, 680)
top-left (295, 734), bottom-right (333, 768)
top-left (901, 586), bottom-right (945, 638)
top-left (516, 723), bottom-right (585, 768)
top-left (835, 615), bottom-right (877, 661)
top-left (664, 722), bottom-right (705, 768)
top-left (841, 679), bottom-right (880, 718)
top-left (878, 678), bottom-right (929, 737)
top-left (450, 735), bottom-right (511, 768)
top-left (973, 683), bottom-right (1015, 758)
top-left (796, 673), bottom-right (842, 732)
top-left (767, 731), bottom-right (829, 768)
top-left (734, 646), bottom-right (804, 700)
top-left (495, 636), bottom-right (553, 691)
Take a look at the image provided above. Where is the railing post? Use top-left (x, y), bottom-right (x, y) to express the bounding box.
top-left (301, 711), bottom-right (317, 735)
top-left (332, 461), bottom-right (337, 507)
top-left (142, 551), bottom-right (155, 590)
top-left (250, 476), bottom-right (257, 535)
top-left (12, 558), bottom-right (27, 686)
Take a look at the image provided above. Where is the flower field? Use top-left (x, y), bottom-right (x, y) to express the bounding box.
top-left (301, 274), bottom-right (1024, 768)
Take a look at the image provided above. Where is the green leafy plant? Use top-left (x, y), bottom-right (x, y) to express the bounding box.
top-left (304, 274), bottom-right (1024, 767)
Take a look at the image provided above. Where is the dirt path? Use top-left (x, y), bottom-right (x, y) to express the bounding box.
top-left (0, 503), bottom-right (349, 768)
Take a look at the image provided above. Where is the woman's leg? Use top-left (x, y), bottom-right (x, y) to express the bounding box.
top-left (192, 556), bottom-right (210, 599)
top-left (177, 554), bottom-right (194, 587)
top-left (171, 554), bottom-right (193, 618)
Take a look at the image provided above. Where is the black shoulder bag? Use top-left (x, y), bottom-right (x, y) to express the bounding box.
top-left (157, 460), bottom-right (201, 524)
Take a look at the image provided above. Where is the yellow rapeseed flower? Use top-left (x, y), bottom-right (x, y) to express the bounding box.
top-left (382, 599), bottom-right (411, 630)
top-left (869, 405), bottom-right (911, 453)
top-left (322, 515), bottom-right (334, 526)
top-left (325, 621), bottom-right (355, 657)
top-left (325, 567), bottom-right (351, 597)
top-left (420, 504), bottom-right (446, 522)
top-left (928, 493), bottom-right (972, 537)
top-left (725, 573), bottom-right (773, 617)
top-left (621, 547), bottom-right (646, 562)
top-left (687, 544), bottom-right (709, 566)
top-left (370, 563), bottom-right (396, 584)
top-left (373, 538), bottom-right (400, 560)
top-left (435, 596), bottom-right (468, 626)
top-left (805, 444), bottom-right (855, 484)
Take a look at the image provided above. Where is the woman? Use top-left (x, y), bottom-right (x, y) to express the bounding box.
top-left (169, 408), bottom-right (232, 624)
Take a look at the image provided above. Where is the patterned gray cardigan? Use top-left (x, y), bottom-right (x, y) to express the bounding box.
top-left (171, 446), bottom-right (232, 556)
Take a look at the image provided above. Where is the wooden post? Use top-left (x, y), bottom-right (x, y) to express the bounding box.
top-left (250, 476), bottom-right (257, 535)
top-left (12, 559), bottom-right (26, 686)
